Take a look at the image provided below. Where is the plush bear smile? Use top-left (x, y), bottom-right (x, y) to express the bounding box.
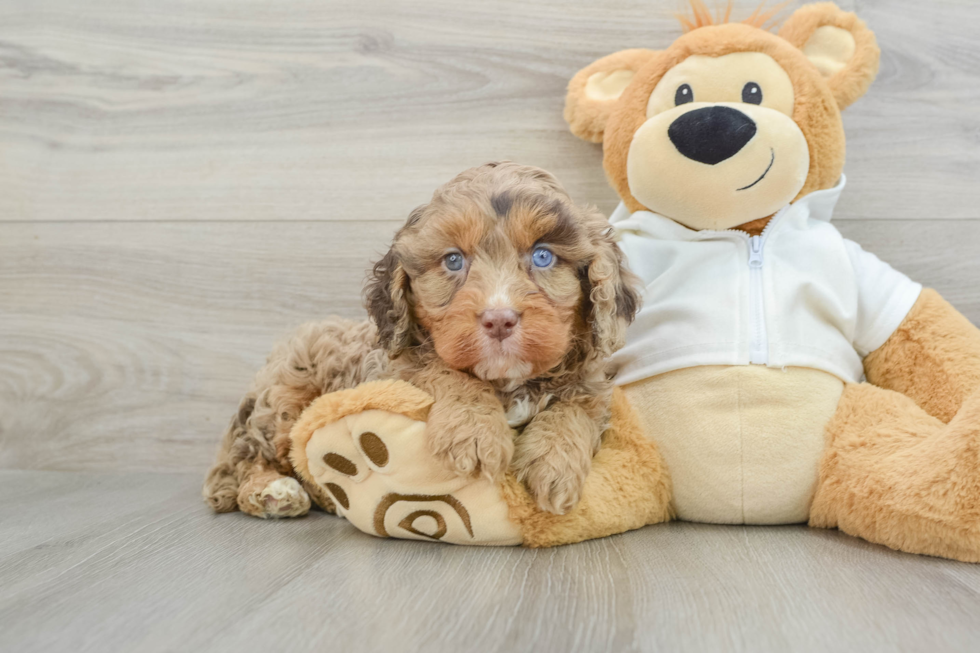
top-left (737, 148), bottom-right (775, 191)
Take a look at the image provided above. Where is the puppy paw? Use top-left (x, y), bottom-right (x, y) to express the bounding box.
top-left (427, 406), bottom-right (514, 481)
top-left (241, 476), bottom-right (311, 519)
top-left (516, 458), bottom-right (586, 515)
top-left (511, 421), bottom-right (594, 515)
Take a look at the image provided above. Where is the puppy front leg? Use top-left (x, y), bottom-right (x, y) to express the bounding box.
top-left (512, 401), bottom-right (604, 515)
top-left (412, 364), bottom-right (515, 481)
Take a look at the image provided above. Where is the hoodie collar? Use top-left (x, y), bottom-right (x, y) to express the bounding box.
top-left (610, 175), bottom-right (847, 241)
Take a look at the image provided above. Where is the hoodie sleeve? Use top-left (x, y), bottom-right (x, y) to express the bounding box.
top-left (843, 239), bottom-right (922, 358)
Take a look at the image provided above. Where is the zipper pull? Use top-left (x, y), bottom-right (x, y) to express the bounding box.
top-left (748, 235), bottom-right (764, 268)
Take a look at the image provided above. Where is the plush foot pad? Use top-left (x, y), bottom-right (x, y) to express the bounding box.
top-left (242, 476), bottom-right (311, 519)
top-left (299, 408), bottom-right (522, 545)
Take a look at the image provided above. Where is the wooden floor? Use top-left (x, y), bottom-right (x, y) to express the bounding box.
top-left (2, 471), bottom-right (980, 653)
top-left (2, 0), bottom-right (979, 650)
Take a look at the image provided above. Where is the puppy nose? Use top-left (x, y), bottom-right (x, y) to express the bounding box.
top-left (480, 309), bottom-right (520, 341)
top-left (668, 106), bottom-right (757, 165)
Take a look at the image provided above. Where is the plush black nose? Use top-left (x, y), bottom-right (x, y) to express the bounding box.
top-left (668, 106), bottom-right (757, 165)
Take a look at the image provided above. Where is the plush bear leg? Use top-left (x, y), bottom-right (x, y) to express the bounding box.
top-left (810, 383), bottom-right (980, 562)
top-left (290, 381), bottom-right (673, 546)
top-left (813, 288), bottom-right (980, 561)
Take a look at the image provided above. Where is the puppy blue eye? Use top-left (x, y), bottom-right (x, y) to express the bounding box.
top-left (531, 247), bottom-right (554, 268)
top-left (444, 252), bottom-right (464, 271)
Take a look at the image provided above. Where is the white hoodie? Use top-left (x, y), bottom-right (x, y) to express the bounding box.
top-left (609, 176), bottom-right (922, 385)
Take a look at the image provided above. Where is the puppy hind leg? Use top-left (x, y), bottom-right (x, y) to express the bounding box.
top-left (218, 380), bottom-right (314, 519)
top-left (203, 392), bottom-right (263, 513)
top-left (203, 460), bottom-right (239, 513)
top-left (237, 461), bottom-right (311, 519)
top-left (202, 318), bottom-right (379, 517)
top-left (810, 383), bottom-right (980, 562)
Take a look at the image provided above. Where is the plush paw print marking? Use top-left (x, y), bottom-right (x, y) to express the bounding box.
top-left (359, 431), bottom-right (389, 467)
top-left (303, 409), bottom-right (520, 546)
top-left (374, 493), bottom-right (473, 540)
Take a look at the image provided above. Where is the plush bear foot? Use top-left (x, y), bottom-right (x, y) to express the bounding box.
top-left (811, 384), bottom-right (980, 562)
top-left (289, 381), bottom-right (674, 547)
top-left (239, 474), bottom-right (311, 519)
top-left (294, 400), bottom-right (522, 545)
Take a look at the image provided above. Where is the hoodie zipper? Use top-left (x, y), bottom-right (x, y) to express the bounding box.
top-left (731, 207), bottom-right (785, 366)
top-left (747, 234), bottom-right (768, 364)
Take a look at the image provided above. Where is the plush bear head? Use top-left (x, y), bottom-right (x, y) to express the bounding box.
top-left (564, 1), bottom-right (880, 231)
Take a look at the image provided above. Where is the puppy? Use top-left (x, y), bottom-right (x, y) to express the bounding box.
top-left (203, 162), bottom-right (640, 518)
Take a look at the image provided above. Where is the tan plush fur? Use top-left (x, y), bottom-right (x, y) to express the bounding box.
top-left (864, 289), bottom-right (980, 424)
top-left (564, 48), bottom-right (657, 144)
top-left (203, 162), bottom-right (641, 518)
top-left (501, 388), bottom-right (673, 548)
top-left (779, 2), bottom-right (881, 110)
top-left (674, 0), bottom-right (784, 33)
top-left (810, 383), bottom-right (980, 562)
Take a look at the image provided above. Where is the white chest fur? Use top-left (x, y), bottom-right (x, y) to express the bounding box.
top-left (501, 390), bottom-right (554, 429)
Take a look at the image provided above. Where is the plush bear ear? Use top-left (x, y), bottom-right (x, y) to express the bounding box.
top-left (564, 49), bottom-right (658, 143)
top-left (779, 2), bottom-right (880, 110)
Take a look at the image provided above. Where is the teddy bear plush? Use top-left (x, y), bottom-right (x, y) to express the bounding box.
top-left (289, 1), bottom-right (980, 559)
top-left (561, 1), bottom-right (980, 561)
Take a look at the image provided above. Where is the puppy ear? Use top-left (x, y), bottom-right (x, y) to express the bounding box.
top-left (565, 49), bottom-right (658, 143)
top-left (583, 212), bottom-right (641, 358)
top-left (779, 3), bottom-right (880, 110)
top-left (365, 217), bottom-right (419, 356)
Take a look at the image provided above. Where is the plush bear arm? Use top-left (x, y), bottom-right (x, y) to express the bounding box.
top-left (863, 288), bottom-right (980, 423)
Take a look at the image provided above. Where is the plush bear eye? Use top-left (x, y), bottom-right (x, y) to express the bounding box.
top-left (742, 82), bottom-right (762, 105)
top-left (443, 251), bottom-right (465, 272)
top-left (674, 84), bottom-right (693, 106)
top-left (531, 247), bottom-right (554, 268)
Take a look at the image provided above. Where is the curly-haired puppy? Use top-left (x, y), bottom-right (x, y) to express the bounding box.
top-left (203, 162), bottom-right (639, 518)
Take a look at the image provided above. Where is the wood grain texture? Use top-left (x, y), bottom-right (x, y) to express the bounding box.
top-left (0, 0), bottom-right (978, 223)
top-left (0, 220), bottom-right (398, 471)
top-left (0, 471), bottom-right (978, 653)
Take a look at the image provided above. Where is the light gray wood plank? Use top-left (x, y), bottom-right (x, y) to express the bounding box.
top-left (0, 220), bottom-right (398, 471)
top-left (3, 218), bottom-right (980, 472)
top-left (0, 0), bottom-right (977, 222)
top-left (0, 471), bottom-right (978, 653)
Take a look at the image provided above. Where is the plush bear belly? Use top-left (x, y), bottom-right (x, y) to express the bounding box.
top-left (622, 365), bottom-right (844, 525)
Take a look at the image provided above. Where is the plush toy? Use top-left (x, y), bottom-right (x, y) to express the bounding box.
top-left (289, 1), bottom-right (980, 559)
top-left (561, 0), bottom-right (980, 561)
top-left (289, 380), bottom-right (671, 546)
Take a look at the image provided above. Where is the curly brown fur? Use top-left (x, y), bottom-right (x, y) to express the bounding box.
top-left (203, 319), bottom-right (386, 517)
top-left (203, 162), bottom-right (640, 516)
